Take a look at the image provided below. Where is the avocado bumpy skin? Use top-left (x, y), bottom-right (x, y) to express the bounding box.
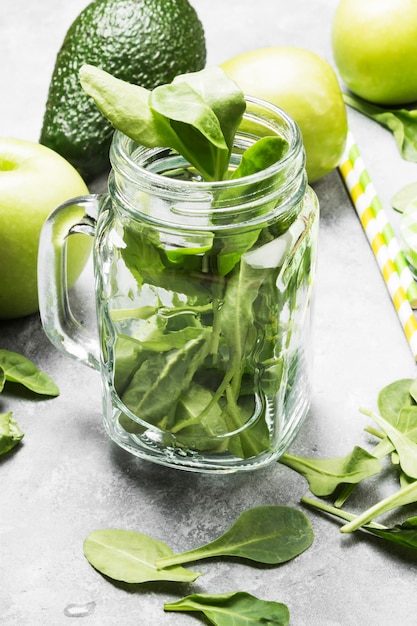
top-left (39, 0), bottom-right (206, 182)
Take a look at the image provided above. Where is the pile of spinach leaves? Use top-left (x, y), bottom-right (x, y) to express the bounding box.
top-left (81, 65), bottom-right (316, 459)
top-left (280, 377), bottom-right (417, 550)
top-left (0, 349), bottom-right (59, 455)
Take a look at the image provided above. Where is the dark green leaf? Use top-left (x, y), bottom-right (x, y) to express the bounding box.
top-left (365, 516), bottom-right (417, 550)
top-left (231, 136), bottom-right (288, 180)
top-left (164, 591), bottom-right (290, 626)
top-left (0, 350), bottom-right (59, 396)
top-left (83, 529), bottom-right (201, 584)
top-left (0, 412), bottom-right (24, 455)
top-left (120, 328), bottom-right (211, 429)
top-left (156, 505), bottom-right (313, 568)
top-left (343, 92), bottom-right (417, 162)
top-left (0, 367), bottom-right (5, 393)
top-left (279, 446), bottom-right (382, 496)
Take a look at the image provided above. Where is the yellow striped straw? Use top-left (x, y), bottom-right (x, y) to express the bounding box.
top-left (339, 129), bottom-right (417, 361)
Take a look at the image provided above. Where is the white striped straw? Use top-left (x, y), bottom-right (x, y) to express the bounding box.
top-left (339, 130), bottom-right (417, 361)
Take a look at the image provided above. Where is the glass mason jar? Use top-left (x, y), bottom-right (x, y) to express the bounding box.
top-left (38, 97), bottom-right (319, 473)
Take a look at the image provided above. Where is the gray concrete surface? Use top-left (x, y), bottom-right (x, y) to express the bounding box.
top-left (2, 1), bottom-right (417, 624)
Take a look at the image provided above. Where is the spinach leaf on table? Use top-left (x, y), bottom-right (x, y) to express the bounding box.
top-left (83, 529), bottom-right (201, 584)
top-left (164, 591), bottom-right (290, 626)
top-left (377, 378), bottom-right (416, 423)
top-left (156, 505), bottom-right (313, 568)
top-left (279, 446), bottom-right (382, 497)
top-left (365, 516), bottom-right (417, 550)
top-left (343, 92), bottom-right (417, 162)
top-left (0, 349), bottom-right (59, 396)
top-left (0, 412), bottom-right (24, 455)
top-left (361, 408), bottom-right (417, 479)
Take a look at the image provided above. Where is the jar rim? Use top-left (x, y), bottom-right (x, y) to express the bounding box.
top-left (110, 95), bottom-right (305, 191)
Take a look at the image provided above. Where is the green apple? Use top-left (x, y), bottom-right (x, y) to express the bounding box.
top-left (0, 138), bottom-right (91, 319)
top-left (220, 46), bottom-right (348, 183)
top-left (332, 0), bottom-right (417, 105)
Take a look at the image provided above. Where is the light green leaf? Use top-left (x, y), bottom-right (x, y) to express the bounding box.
top-left (83, 529), bottom-right (201, 584)
top-left (392, 182), bottom-right (417, 213)
top-left (363, 408), bottom-right (417, 478)
top-left (0, 412), bottom-right (24, 455)
top-left (164, 591), bottom-right (290, 626)
top-left (0, 349), bottom-right (59, 396)
top-left (79, 64), bottom-right (178, 149)
top-left (344, 92), bottom-right (417, 162)
top-left (377, 378), bottom-right (415, 423)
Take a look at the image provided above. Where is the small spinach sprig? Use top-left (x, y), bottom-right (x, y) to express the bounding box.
top-left (0, 349), bottom-right (59, 456)
top-left (280, 377), bottom-right (417, 550)
top-left (164, 591), bottom-right (290, 626)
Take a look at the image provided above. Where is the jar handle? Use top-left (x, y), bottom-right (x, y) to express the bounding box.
top-left (38, 194), bottom-right (101, 370)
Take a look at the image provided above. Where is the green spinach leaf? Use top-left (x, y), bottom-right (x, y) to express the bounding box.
top-left (0, 412), bottom-right (24, 455)
top-left (279, 446), bottom-right (382, 497)
top-left (174, 67), bottom-right (246, 153)
top-left (120, 328), bottom-right (211, 429)
top-left (80, 64), bottom-right (246, 181)
top-left (0, 349), bottom-right (59, 396)
top-left (156, 505), bottom-right (313, 568)
top-left (343, 92), bottom-right (417, 162)
top-left (164, 591), bottom-right (290, 626)
top-left (364, 516), bottom-right (417, 550)
top-left (83, 529), bottom-right (201, 584)
top-left (377, 378), bottom-right (415, 423)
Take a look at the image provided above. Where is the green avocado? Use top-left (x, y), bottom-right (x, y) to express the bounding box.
top-left (40, 0), bottom-right (206, 182)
